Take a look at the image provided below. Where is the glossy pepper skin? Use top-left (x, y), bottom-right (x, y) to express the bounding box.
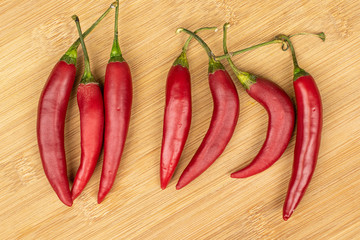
top-left (71, 16), bottom-right (105, 200)
top-left (160, 60), bottom-right (191, 189)
top-left (160, 27), bottom-right (216, 189)
top-left (97, 0), bottom-right (133, 203)
top-left (176, 64), bottom-right (239, 189)
top-left (71, 83), bottom-right (104, 200)
top-left (174, 28), bottom-right (239, 190)
top-left (231, 78), bottom-right (295, 178)
top-left (37, 61), bottom-right (75, 206)
top-left (221, 23), bottom-right (295, 179)
top-left (36, 3), bottom-right (115, 206)
top-left (283, 74), bottom-right (322, 220)
top-left (98, 61), bottom-right (132, 203)
top-left (278, 33), bottom-right (324, 220)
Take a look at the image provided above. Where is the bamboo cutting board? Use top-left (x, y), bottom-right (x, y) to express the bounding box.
top-left (1, 0), bottom-right (359, 239)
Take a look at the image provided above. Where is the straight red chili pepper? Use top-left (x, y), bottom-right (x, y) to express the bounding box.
top-left (278, 34), bottom-right (324, 220)
top-left (160, 27), bottom-right (217, 190)
top-left (222, 23), bottom-right (295, 178)
top-left (175, 28), bottom-right (239, 190)
top-left (160, 57), bottom-right (191, 190)
top-left (98, 1), bottom-right (132, 203)
top-left (71, 16), bottom-right (104, 200)
top-left (37, 3), bottom-right (115, 206)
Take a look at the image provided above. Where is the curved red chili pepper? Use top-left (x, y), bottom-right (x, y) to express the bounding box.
top-left (175, 28), bottom-right (239, 190)
top-left (37, 61), bottom-right (75, 206)
top-left (231, 78), bottom-right (295, 178)
top-left (71, 16), bottom-right (104, 200)
top-left (161, 27), bottom-right (216, 190)
top-left (278, 35), bottom-right (323, 220)
top-left (98, 2), bottom-right (132, 203)
top-left (221, 24), bottom-right (295, 178)
top-left (36, 4), bottom-right (114, 206)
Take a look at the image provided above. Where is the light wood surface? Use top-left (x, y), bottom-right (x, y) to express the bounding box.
top-left (1, 0), bottom-right (359, 239)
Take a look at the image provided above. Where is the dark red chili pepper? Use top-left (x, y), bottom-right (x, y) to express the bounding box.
top-left (160, 27), bottom-right (217, 190)
top-left (37, 61), bottom-right (75, 207)
top-left (37, 3), bottom-right (115, 206)
top-left (175, 28), bottom-right (239, 190)
top-left (71, 16), bottom-right (104, 200)
top-left (277, 34), bottom-right (324, 220)
top-left (221, 23), bottom-right (295, 178)
top-left (98, 1), bottom-right (132, 203)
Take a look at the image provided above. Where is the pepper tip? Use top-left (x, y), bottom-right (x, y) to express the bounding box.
top-left (230, 171), bottom-right (248, 178)
top-left (59, 193), bottom-right (73, 207)
top-left (62, 199), bottom-right (73, 207)
top-left (71, 191), bottom-right (79, 201)
top-left (283, 210), bottom-right (293, 221)
top-left (160, 182), bottom-right (167, 190)
top-left (97, 190), bottom-right (107, 204)
top-left (97, 194), bottom-right (105, 204)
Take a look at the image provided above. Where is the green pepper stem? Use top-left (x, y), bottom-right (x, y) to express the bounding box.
top-left (176, 27), bottom-right (225, 73)
top-left (110, 0), bottom-right (122, 59)
top-left (216, 39), bottom-right (283, 60)
top-left (289, 32), bottom-right (326, 41)
top-left (276, 35), bottom-right (300, 69)
top-left (73, 15), bottom-right (94, 83)
top-left (176, 28), bottom-right (215, 59)
top-left (73, 2), bottom-right (116, 50)
top-left (223, 23), bottom-right (240, 74)
top-left (182, 27), bottom-right (217, 52)
top-left (223, 23), bottom-right (255, 89)
top-left (61, 2), bottom-right (116, 65)
top-left (173, 27), bottom-right (217, 68)
top-left (215, 31), bottom-right (325, 61)
top-left (276, 34), bottom-right (312, 80)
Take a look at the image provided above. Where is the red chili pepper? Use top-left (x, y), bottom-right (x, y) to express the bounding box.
top-left (221, 23), bottom-right (295, 178)
top-left (161, 27), bottom-right (217, 190)
top-left (71, 16), bottom-right (104, 200)
top-left (175, 28), bottom-right (239, 190)
top-left (98, 1), bottom-right (132, 203)
top-left (37, 3), bottom-right (115, 206)
top-left (278, 34), bottom-right (324, 220)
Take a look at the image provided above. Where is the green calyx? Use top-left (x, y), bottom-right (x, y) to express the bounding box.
top-left (232, 68), bottom-right (256, 89)
top-left (293, 67), bottom-right (309, 80)
top-left (109, 55), bottom-right (125, 63)
top-left (60, 45), bottom-right (78, 65)
top-left (208, 58), bottom-right (225, 73)
top-left (109, 28), bottom-right (124, 63)
top-left (80, 71), bottom-right (95, 84)
top-left (173, 51), bottom-right (189, 68)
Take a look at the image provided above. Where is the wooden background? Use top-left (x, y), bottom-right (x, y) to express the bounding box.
top-left (1, 0), bottom-right (359, 239)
